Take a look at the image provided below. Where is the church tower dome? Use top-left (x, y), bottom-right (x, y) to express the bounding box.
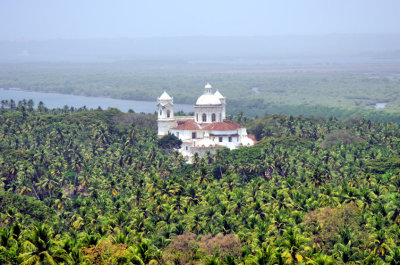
top-left (194, 83), bottom-right (224, 123)
top-left (196, 83), bottom-right (222, 106)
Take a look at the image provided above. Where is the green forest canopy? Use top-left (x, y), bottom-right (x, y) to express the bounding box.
top-left (1, 101), bottom-right (400, 264)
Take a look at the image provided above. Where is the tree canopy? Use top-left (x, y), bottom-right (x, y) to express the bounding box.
top-left (1, 101), bottom-right (400, 264)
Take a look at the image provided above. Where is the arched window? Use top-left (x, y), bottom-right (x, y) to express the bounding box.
top-left (196, 113), bottom-right (198, 121)
top-left (202, 113), bottom-right (207, 122)
top-left (159, 109), bottom-right (162, 116)
top-left (167, 110), bottom-right (171, 118)
top-left (212, 113), bottom-right (216, 122)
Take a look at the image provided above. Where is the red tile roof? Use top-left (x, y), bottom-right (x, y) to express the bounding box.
top-left (171, 119), bottom-right (201, 130)
top-left (248, 134), bottom-right (257, 142)
top-left (172, 119), bottom-right (243, 131)
top-left (202, 120), bottom-right (244, 131)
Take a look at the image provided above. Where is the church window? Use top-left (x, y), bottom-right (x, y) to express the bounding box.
top-left (219, 137), bottom-right (223, 142)
top-left (229, 136), bottom-right (232, 142)
top-left (202, 113), bottom-right (207, 122)
top-left (160, 110), bottom-right (162, 116)
top-left (196, 113), bottom-right (198, 121)
top-left (167, 110), bottom-right (171, 118)
top-left (192, 132), bottom-right (197, 139)
top-left (212, 113), bottom-right (216, 122)
top-left (186, 146), bottom-right (188, 150)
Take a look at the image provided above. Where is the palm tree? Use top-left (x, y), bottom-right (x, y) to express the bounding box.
top-left (223, 174), bottom-right (240, 192)
top-left (333, 241), bottom-right (360, 264)
top-left (309, 167), bottom-right (329, 189)
top-left (129, 238), bottom-right (160, 265)
top-left (386, 193), bottom-right (400, 224)
top-left (0, 226), bottom-right (16, 250)
top-left (36, 175), bottom-right (58, 198)
top-left (172, 195), bottom-right (184, 216)
top-left (308, 253), bottom-right (335, 265)
top-left (186, 184), bottom-right (201, 206)
top-left (193, 153), bottom-right (200, 168)
top-left (280, 228), bottom-right (308, 264)
top-left (369, 230), bottom-right (391, 259)
top-left (60, 238), bottom-right (85, 265)
top-left (1, 99), bottom-right (9, 109)
top-left (245, 243), bottom-right (275, 265)
top-left (19, 223), bottom-right (69, 265)
top-left (191, 214), bottom-right (204, 234)
top-left (386, 246), bottom-right (400, 265)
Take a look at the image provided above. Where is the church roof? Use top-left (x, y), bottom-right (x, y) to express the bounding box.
top-left (171, 119), bottom-right (201, 130)
top-left (195, 83), bottom-right (222, 105)
top-left (157, 101), bottom-right (173, 107)
top-left (196, 94), bottom-right (221, 105)
top-left (248, 134), bottom-right (257, 142)
top-left (159, 91), bottom-right (172, 100)
top-left (201, 120), bottom-right (243, 131)
top-left (171, 120), bottom-right (243, 131)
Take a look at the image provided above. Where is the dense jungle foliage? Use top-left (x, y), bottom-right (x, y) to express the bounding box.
top-left (2, 101), bottom-right (400, 264)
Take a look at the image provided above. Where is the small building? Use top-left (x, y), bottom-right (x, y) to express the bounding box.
top-left (157, 83), bottom-right (254, 159)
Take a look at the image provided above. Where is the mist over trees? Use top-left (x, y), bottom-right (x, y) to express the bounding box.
top-left (1, 34), bottom-right (400, 63)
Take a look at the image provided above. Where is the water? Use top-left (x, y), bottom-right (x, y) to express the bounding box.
top-left (251, 87), bottom-right (260, 94)
top-left (0, 88), bottom-right (193, 113)
top-left (375, 102), bottom-right (388, 109)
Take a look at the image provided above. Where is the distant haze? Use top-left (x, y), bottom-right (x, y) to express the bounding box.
top-left (1, 1), bottom-right (400, 63)
top-left (1, 0), bottom-right (399, 40)
top-left (0, 35), bottom-right (400, 63)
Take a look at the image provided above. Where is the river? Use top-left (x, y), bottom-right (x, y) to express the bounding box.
top-left (375, 102), bottom-right (388, 109)
top-left (0, 88), bottom-right (193, 113)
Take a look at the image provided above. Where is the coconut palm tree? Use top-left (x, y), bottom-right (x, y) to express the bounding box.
top-left (280, 227), bottom-right (308, 264)
top-left (245, 243), bottom-right (276, 265)
top-left (18, 223), bottom-right (69, 265)
top-left (129, 237), bottom-right (160, 265)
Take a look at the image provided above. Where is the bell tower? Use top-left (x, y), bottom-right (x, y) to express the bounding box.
top-left (157, 91), bottom-right (174, 120)
top-left (157, 91), bottom-right (176, 137)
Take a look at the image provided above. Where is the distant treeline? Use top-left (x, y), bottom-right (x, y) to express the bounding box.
top-left (1, 62), bottom-right (400, 122)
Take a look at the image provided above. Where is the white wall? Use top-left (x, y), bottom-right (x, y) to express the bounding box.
top-left (158, 120), bottom-right (177, 136)
top-left (170, 129), bottom-right (198, 140)
top-left (194, 105), bottom-right (223, 123)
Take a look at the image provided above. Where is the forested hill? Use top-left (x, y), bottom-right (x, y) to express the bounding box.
top-left (2, 104), bottom-right (400, 264)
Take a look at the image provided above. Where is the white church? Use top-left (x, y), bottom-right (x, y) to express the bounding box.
top-left (157, 83), bottom-right (255, 159)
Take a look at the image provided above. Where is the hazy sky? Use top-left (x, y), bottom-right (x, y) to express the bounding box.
top-left (1, 0), bottom-right (400, 40)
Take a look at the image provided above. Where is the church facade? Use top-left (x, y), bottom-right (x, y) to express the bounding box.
top-left (157, 83), bottom-right (255, 159)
